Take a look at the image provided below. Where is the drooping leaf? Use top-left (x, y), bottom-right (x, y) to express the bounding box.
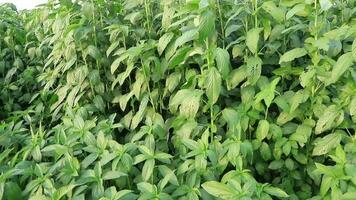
top-left (279, 48), bottom-right (307, 64)
top-left (261, 1), bottom-right (285, 23)
top-left (264, 186), bottom-right (289, 198)
top-left (174, 28), bottom-right (198, 49)
top-left (246, 28), bottom-right (262, 54)
top-left (312, 132), bottom-right (342, 156)
top-left (254, 77), bottom-right (280, 108)
top-left (286, 4), bottom-right (305, 20)
top-left (204, 67), bottom-right (221, 105)
top-left (214, 47), bottom-right (231, 79)
top-left (256, 120), bottom-right (269, 141)
top-left (246, 56), bottom-right (262, 85)
top-left (326, 52), bottom-right (353, 85)
top-left (198, 10), bottom-right (215, 41)
top-left (202, 181), bottom-right (235, 199)
top-left (320, 0), bottom-right (332, 11)
top-left (315, 105), bottom-right (344, 134)
top-left (158, 32), bottom-right (174, 55)
top-left (352, 38), bottom-right (356, 62)
top-left (142, 159), bottom-right (155, 181)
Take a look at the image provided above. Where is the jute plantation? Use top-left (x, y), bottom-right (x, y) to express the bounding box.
top-left (0, 0), bottom-right (356, 199)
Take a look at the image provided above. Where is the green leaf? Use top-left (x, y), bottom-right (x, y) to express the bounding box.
top-left (81, 153), bottom-right (98, 169)
top-left (87, 45), bottom-right (101, 60)
top-left (315, 105), bottom-right (344, 134)
top-left (4, 182), bottom-right (23, 200)
top-left (102, 171), bottom-right (127, 180)
top-left (286, 4), bottom-right (305, 20)
top-left (175, 28), bottom-right (198, 49)
top-left (158, 166), bottom-right (179, 186)
top-left (352, 38), bottom-right (356, 62)
top-left (246, 56), bottom-right (262, 85)
top-left (158, 32), bottom-right (174, 55)
top-left (130, 95), bottom-right (149, 130)
top-left (115, 190), bottom-right (132, 199)
top-left (137, 182), bottom-right (155, 193)
top-left (264, 186), bottom-right (289, 198)
top-left (350, 96), bottom-right (356, 116)
top-left (269, 160), bottom-right (284, 170)
top-left (227, 67), bottom-right (248, 90)
top-left (201, 181), bottom-right (235, 199)
top-left (198, 10), bottom-right (215, 41)
top-left (169, 89), bottom-right (203, 118)
top-left (53, 184), bottom-right (76, 200)
top-left (320, 0), bottom-right (332, 11)
top-left (289, 90), bottom-right (308, 112)
top-left (261, 1), bottom-right (285, 23)
top-left (254, 77), bottom-right (280, 108)
top-left (110, 53), bottom-right (129, 74)
top-left (246, 28), bottom-right (262, 54)
top-left (168, 46), bottom-right (192, 68)
top-left (320, 176), bottom-right (332, 196)
top-left (182, 138), bottom-right (199, 151)
top-left (312, 133), bottom-right (342, 156)
top-left (256, 120), bottom-right (269, 141)
top-left (342, 192), bottom-right (356, 200)
top-left (142, 159), bottom-right (155, 181)
top-left (214, 48), bottom-right (231, 79)
top-left (326, 52), bottom-right (354, 85)
top-left (165, 72), bottom-right (181, 93)
top-left (204, 67), bottom-right (221, 105)
top-left (290, 124), bottom-right (312, 147)
top-left (279, 48), bottom-right (307, 64)
top-left (106, 41), bottom-right (120, 57)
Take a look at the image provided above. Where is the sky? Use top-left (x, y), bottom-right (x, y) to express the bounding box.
top-left (0, 0), bottom-right (47, 10)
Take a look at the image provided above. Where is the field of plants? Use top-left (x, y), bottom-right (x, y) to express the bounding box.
top-left (0, 0), bottom-right (356, 199)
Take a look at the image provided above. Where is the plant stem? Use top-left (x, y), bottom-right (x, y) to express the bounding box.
top-left (216, 0), bottom-right (225, 48)
top-left (141, 61), bottom-right (156, 111)
top-left (314, 0), bottom-right (318, 40)
top-left (254, 0), bottom-right (258, 28)
top-left (144, 0), bottom-right (152, 38)
top-left (205, 40), bottom-right (215, 141)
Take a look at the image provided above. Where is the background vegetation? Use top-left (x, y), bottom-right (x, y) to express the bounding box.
top-left (0, 0), bottom-right (356, 199)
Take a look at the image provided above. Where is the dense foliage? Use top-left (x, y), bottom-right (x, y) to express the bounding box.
top-left (1, 0), bottom-right (356, 199)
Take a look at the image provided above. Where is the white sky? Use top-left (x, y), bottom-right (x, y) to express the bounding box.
top-left (0, 0), bottom-right (47, 10)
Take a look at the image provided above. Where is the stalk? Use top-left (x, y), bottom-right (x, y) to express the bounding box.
top-left (205, 40), bottom-right (215, 141)
top-left (314, 0), bottom-right (318, 40)
top-left (254, 0), bottom-right (258, 28)
top-left (144, 0), bottom-right (152, 38)
top-left (91, 0), bottom-right (101, 70)
top-left (216, 0), bottom-right (225, 48)
top-left (141, 60), bottom-right (156, 111)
